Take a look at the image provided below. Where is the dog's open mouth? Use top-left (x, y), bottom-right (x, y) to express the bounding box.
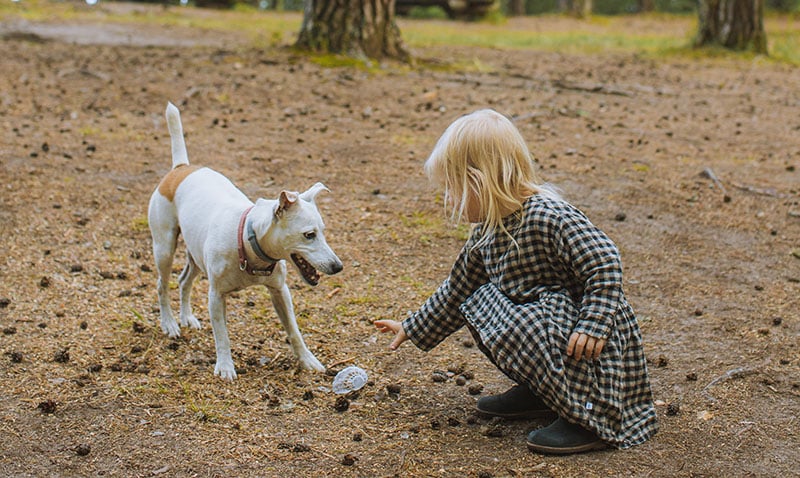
top-left (291, 253), bottom-right (320, 286)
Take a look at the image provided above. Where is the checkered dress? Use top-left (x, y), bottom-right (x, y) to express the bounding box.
top-left (403, 195), bottom-right (658, 449)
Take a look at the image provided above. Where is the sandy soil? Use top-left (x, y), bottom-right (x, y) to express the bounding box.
top-left (1, 4), bottom-right (798, 478)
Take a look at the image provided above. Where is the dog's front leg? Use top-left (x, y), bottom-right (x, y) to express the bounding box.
top-left (208, 288), bottom-right (237, 380)
top-left (268, 284), bottom-right (325, 372)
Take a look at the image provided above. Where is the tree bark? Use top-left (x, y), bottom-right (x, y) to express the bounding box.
top-left (296, 0), bottom-right (409, 61)
top-left (695, 0), bottom-right (767, 54)
top-left (569, 0), bottom-right (591, 18)
top-left (637, 0), bottom-right (655, 12)
top-left (509, 0), bottom-right (526, 16)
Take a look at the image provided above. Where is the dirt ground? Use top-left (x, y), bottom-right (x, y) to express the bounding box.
top-left (1, 4), bottom-right (798, 478)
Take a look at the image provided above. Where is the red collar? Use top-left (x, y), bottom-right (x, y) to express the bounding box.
top-left (238, 206), bottom-right (277, 276)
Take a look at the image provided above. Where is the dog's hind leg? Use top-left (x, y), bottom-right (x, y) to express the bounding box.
top-left (149, 191), bottom-right (182, 338)
top-left (151, 226), bottom-right (181, 338)
top-left (268, 284), bottom-right (325, 372)
top-left (208, 287), bottom-right (237, 380)
top-left (178, 255), bottom-right (202, 330)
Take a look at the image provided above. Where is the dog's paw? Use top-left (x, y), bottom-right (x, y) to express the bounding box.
top-left (181, 314), bottom-right (202, 330)
top-left (298, 354), bottom-right (325, 373)
top-left (214, 361), bottom-right (237, 381)
top-left (160, 319), bottom-right (181, 338)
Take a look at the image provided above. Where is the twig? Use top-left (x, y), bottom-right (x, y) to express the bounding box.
top-left (552, 79), bottom-right (633, 97)
top-left (730, 182), bottom-right (786, 198)
top-left (397, 449), bottom-right (407, 473)
top-left (327, 356), bottom-right (356, 369)
top-left (702, 366), bottom-right (758, 402)
top-left (700, 167), bottom-right (729, 197)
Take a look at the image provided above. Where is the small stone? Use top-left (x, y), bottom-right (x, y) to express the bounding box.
top-left (302, 390), bottom-right (314, 401)
top-left (352, 432), bottom-right (362, 442)
top-left (333, 396), bottom-right (350, 412)
top-left (461, 370), bottom-right (475, 380)
top-left (2, 327), bottom-right (16, 335)
top-left (292, 443), bottom-right (311, 453)
top-left (79, 321), bottom-right (88, 330)
top-left (39, 276), bottom-right (51, 288)
top-left (431, 372), bottom-right (447, 383)
top-left (447, 417), bottom-right (461, 427)
top-left (468, 383), bottom-right (484, 395)
top-left (693, 309), bottom-right (704, 316)
top-left (461, 338), bottom-right (474, 348)
top-left (75, 444), bottom-right (91, 456)
top-left (666, 403), bottom-right (680, 416)
top-left (686, 372), bottom-right (698, 381)
top-left (655, 355), bottom-right (668, 368)
top-left (87, 364), bottom-right (103, 373)
top-left (37, 400), bottom-right (57, 414)
top-left (0, 298), bottom-right (10, 308)
top-left (54, 348), bottom-right (70, 363)
top-left (386, 383), bottom-right (401, 395)
top-left (478, 472), bottom-right (493, 478)
top-left (772, 317), bottom-right (783, 326)
top-left (342, 453), bottom-right (358, 466)
top-left (70, 264), bottom-right (83, 273)
top-left (614, 212), bottom-right (627, 222)
top-left (430, 419), bottom-right (441, 430)
top-left (446, 363), bottom-right (465, 375)
top-left (9, 351), bottom-right (23, 363)
top-left (454, 375), bottom-right (467, 386)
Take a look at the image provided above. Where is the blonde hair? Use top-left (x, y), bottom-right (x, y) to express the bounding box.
top-left (424, 109), bottom-right (556, 248)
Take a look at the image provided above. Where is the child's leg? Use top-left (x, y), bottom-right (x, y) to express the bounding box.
top-left (465, 323), bottom-right (554, 419)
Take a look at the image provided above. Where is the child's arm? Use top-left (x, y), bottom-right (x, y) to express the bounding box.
top-left (552, 205), bottom-right (625, 352)
top-left (398, 235), bottom-right (489, 352)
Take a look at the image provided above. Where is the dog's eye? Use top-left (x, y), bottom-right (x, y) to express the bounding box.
top-left (304, 231), bottom-right (316, 240)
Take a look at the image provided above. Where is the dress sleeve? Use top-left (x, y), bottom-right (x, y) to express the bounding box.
top-left (402, 234), bottom-right (490, 352)
top-left (552, 206), bottom-right (624, 340)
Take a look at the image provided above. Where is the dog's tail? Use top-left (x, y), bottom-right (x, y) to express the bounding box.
top-left (165, 102), bottom-right (189, 169)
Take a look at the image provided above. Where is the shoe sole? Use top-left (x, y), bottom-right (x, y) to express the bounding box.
top-left (526, 439), bottom-right (607, 455)
top-left (475, 407), bottom-right (556, 420)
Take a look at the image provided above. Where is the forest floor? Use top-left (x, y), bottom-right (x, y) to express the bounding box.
top-left (1, 3), bottom-right (798, 478)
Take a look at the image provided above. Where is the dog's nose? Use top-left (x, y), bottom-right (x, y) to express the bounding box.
top-left (330, 261), bottom-right (343, 274)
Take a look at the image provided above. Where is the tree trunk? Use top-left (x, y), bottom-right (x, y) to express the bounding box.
top-left (637, 0), bottom-right (655, 12)
top-left (695, 0), bottom-right (767, 54)
top-left (569, 0), bottom-right (591, 18)
top-left (509, 0), bottom-right (526, 16)
top-left (296, 0), bottom-right (408, 61)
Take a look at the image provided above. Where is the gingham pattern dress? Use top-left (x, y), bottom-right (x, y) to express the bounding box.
top-left (403, 194), bottom-right (658, 449)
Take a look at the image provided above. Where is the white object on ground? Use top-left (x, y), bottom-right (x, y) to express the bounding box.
top-left (332, 366), bottom-right (368, 394)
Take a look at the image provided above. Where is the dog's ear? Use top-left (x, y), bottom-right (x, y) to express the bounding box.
top-left (275, 190), bottom-right (298, 218)
top-left (299, 182), bottom-right (329, 203)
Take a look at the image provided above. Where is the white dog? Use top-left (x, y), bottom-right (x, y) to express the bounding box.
top-left (148, 102), bottom-right (342, 380)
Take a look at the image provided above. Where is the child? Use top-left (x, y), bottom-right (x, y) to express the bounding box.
top-left (375, 109), bottom-right (657, 454)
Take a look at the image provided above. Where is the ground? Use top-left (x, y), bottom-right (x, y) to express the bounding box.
top-left (1, 4), bottom-right (799, 478)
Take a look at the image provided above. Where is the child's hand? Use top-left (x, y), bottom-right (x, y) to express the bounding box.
top-left (567, 332), bottom-right (606, 361)
top-left (374, 319), bottom-right (409, 350)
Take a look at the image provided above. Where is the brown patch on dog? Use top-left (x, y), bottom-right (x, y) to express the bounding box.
top-left (158, 164), bottom-right (202, 202)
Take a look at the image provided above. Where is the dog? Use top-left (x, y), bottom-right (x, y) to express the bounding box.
top-left (148, 102), bottom-right (343, 380)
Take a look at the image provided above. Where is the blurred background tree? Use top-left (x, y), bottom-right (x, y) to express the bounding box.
top-left (295, 0), bottom-right (408, 60)
top-left (694, 0), bottom-right (767, 53)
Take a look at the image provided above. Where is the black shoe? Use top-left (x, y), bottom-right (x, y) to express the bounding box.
top-left (476, 385), bottom-right (554, 419)
top-left (526, 417), bottom-right (606, 455)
